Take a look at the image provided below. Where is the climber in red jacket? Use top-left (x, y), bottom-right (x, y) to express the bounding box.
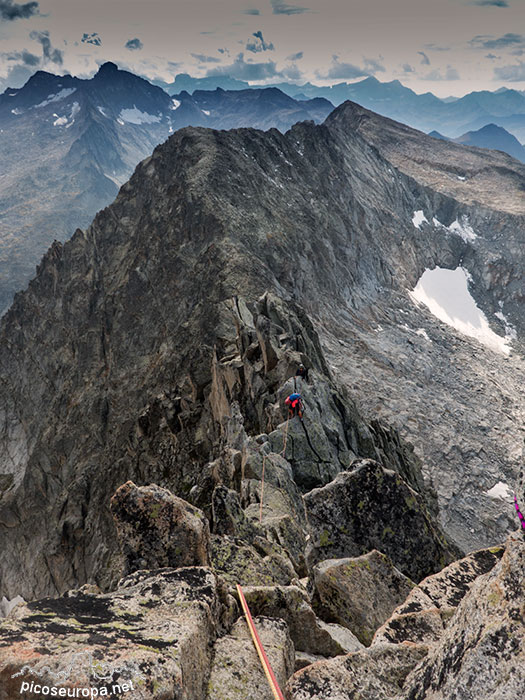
top-left (285, 392), bottom-right (303, 419)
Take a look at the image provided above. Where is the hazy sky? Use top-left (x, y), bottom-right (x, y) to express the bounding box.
top-left (2, 0), bottom-right (525, 96)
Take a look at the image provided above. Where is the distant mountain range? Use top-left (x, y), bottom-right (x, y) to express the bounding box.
top-left (430, 123), bottom-right (525, 163)
top-left (4, 62), bottom-right (525, 313)
top-left (0, 63), bottom-right (333, 312)
top-left (155, 73), bottom-right (525, 143)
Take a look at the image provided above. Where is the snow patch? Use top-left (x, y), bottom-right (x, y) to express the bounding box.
top-left (412, 210), bottom-right (428, 229)
top-left (34, 88), bottom-right (76, 108)
top-left (116, 118), bottom-right (125, 125)
top-left (409, 266), bottom-right (512, 355)
top-left (0, 595), bottom-right (25, 618)
top-left (119, 106), bottom-right (161, 124)
top-left (97, 106), bottom-right (107, 116)
top-left (10, 108), bottom-right (22, 115)
top-left (202, 109), bottom-right (210, 116)
top-left (171, 99), bottom-right (181, 110)
top-left (485, 481), bottom-right (512, 501)
top-left (53, 114), bottom-right (68, 126)
top-left (432, 215), bottom-right (477, 242)
top-left (416, 328), bottom-right (431, 341)
top-left (495, 310), bottom-right (517, 341)
top-left (448, 216), bottom-right (477, 242)
top-left (457, 175), bottom-right (466, 181)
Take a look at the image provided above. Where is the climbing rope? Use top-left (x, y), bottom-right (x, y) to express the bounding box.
top-left (281, 415), bottom-right (290, 458)
top-left (259, 454), bottom-right (266, 525)
top-left (237, 584), bottom-right (286, 700)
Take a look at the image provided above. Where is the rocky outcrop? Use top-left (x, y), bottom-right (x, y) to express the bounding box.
top-left (0, 567), bottom-right (234, 700)
top-left (371, 544), bottom-right (504, 647)
top-left (305, 460), bottom-right (458, 581)
top-left (402, 534), bottom-right (524, 698)
top-left (286, 642), bottom-right (429, 700)
top-left (110, 481), bottom-right (211, 574)
top-left (239, 584), bottom-right (363, 657)
top-left (310, 550), bottom-right (415, 645)
top-left (206, 616), bottom-right (294, 700)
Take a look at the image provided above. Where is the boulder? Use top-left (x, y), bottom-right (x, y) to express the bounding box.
top-left (305, 459), bottom-right (457, 581)
top-left (210, 535), bottom-right (295, 587)
top-left (110, 481), bottom-right (210, 574)
top-left (239, 584), bottom-right (363, 657)
top-left (372, 607), bottom-right (444, 646)
top-left (417, 544), bottom-right (504, 613)
top-left (311, 550), bottom-right (415, 646)
top-left (286, 642), bottom-right (429, 700)
top-left (401, 534), bottom-right (525, 699)
top-left (0, 568), bottom-right (232, 700)
top-left (206, 616), bottom-right (294, 700)
top-left (371, 545), bottom-right (505, 649)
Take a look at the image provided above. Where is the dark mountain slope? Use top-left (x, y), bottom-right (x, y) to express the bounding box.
top-left (0, 65), bottom-right (333, 314)
top-left (0, 102), bottom-right (523, 604)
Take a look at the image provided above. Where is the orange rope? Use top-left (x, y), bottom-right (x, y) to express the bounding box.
top-left (236, 584), bottom-right (286, 700)
top-left (259, 454), bottom-right (266, 524)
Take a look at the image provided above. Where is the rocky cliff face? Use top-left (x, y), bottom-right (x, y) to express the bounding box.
top-left (0, 64), bottom-right (333, 313)
top-left (0, 103), bottom-right (523, 601)
top-left (0, 99), bottom-right (524, 700)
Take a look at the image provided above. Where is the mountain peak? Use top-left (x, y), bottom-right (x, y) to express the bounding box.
top-left (95, 61), bottom-right (120, 77)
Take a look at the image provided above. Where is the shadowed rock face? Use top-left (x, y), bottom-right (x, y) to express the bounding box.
top-left (110, 481), bottom-right (211, 574)
top-left (0, 98), bottom-right (523, 601)
top-left (305, 461), bottom-right (457, 582)
top-left (310, 550), bottom-right (415, 646)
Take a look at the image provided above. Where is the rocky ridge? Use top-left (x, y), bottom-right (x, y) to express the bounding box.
top-left (0, 99), bottom-right (524, 699)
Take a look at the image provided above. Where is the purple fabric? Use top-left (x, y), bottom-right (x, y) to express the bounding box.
top-left (514, 494), bottom-right (525, 529)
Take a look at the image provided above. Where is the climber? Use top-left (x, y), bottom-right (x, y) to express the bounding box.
top-left (295, 363), bottom-right (309, 382)
top-left (285, 392), bottom-right (303, 419)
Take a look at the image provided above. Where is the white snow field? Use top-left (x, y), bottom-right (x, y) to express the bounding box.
top-left (409, 266), bottom-right (513, 355)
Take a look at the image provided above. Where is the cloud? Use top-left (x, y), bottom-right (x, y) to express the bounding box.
top-left (485, 53), bottom-right (498, 59)
top-left (191, 53), bottom-right (221, 63)
top-left (424, 43), bottom-right (450, 52)
top-left (5, 48), bottom-right (39, 65)
top-left (470, 33), bottom-right (525, 49)
top-left (424, 65), bottom-right (460, 80)
top-left (494, 61), bottom-right (525, 80)
top-left (206, 52), bottom-right (279, 80)
top-left (0, 0), bottom-right (38, 21)
top-left (418, 51), bottom-right (430, 65)
top-left (470, 0), bottom-right (508, 6)
top-left (30, 30), bottom-right (63, 64)
top-left (125, 37), bottom-right (143, 51)
top-left (81, 32), bottom-right (102, 47)
top-left (318, 55), bottom-right (384, 80)
top-left (246, 30), bottom-right (274, 52)
top-left (243, 7), bottom-right (260, 13)
top-left (286, 51), bottom-right (303, 61)
top-left (271, 0), bottom-right (309, 15)
top-left (402, 63), bottom-right (415, 73)
top-left (364, 57), bottom-right (385, 73)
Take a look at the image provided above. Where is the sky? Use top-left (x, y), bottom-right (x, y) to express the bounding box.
top-left (2, 0), bottom-right (525, 97)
